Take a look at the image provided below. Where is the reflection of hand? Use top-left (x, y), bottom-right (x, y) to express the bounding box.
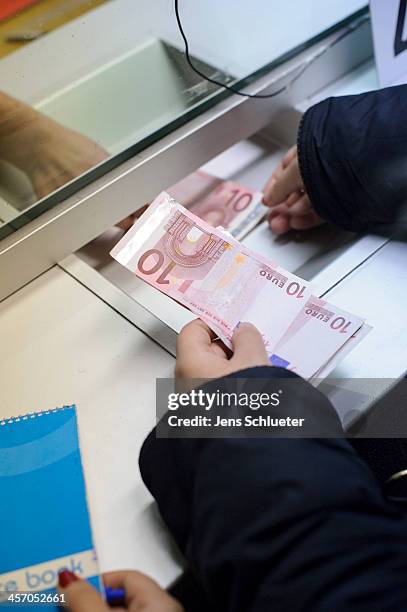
top-left (175, 319), bottom-right (269, 382)
top-left (0, 92), bottom-right (108, 200)
top-left (117, 204), bottom-right (149, 231)
top-left (18, 116), bottom-right (108, 200)
top-left (58, 570), bottom-right (183, 612)
top-left (262, 145), bottom-right (324, 235)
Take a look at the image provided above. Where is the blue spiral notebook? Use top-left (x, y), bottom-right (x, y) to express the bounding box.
top-left (0, 405), bottom-right (100, 608)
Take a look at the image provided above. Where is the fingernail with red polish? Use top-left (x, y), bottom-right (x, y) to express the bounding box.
top-left (58, 570), bottom-right (79, 588)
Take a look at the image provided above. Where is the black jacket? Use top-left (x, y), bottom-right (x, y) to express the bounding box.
top-left (140, 368), bottom-right (407, 612)
top-left (298, 85), bottom-right (407, 232)
top-left (139, 88), bottom-right (407, 611)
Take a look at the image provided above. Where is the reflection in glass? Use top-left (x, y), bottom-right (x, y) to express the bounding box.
top-left (0, 0), bottom-right (367, 236)
top-left (36, 41), bottom-right (231, 155)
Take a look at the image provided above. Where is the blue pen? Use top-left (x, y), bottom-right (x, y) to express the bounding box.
top-left (104, 587), bottom-right (126, 607)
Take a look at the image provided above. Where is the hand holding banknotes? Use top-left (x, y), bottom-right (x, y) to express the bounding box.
top-left (176, 319), bottom-right (269, 382)
top-left (58, 569), bottom-right (183, 611)
top-left (263, 145), bottom-right (324, 235)
top-left (111, 192), bottom-right (370, 381)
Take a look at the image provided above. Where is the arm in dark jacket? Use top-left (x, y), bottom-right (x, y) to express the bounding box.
top-left (298, 85), bottom-right (407, 232)
top-left (139, 367), bottom-right (407, 612)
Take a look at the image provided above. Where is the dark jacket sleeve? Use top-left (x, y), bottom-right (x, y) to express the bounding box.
top-left (139, 367), bottom-right (407, 612)
top-left (298, 84), bottom-right (407, 232)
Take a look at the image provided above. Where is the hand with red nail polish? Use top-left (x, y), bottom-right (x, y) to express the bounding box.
top-left (262, 145), bottom-right (324, 235)
top-left (58, 569), bottom-right (183, 611)
top-left (58, 570), bottom-right (79, 588)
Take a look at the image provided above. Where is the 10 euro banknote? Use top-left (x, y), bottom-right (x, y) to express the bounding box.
top-left (110, 192), bottom-right (369, 380)
top-left (168, 169), bottom-right (267, 240)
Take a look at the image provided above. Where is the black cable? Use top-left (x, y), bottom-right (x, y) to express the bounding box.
top-left (174, 0), bottom-right (369, 100)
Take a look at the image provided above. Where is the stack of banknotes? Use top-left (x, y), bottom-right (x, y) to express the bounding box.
top-left (167, 169), bottom-right (267, 240)
top-left (111, 189), bottom-right (371, 382)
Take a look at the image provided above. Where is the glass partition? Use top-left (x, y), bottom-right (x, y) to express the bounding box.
top-left (0, 0), bottom-right (368, 238)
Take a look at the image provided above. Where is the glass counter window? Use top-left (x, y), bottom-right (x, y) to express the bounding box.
top-left (0, 0), bottom-right (367, 238)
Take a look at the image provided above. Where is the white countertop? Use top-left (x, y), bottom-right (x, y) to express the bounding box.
top-left (0, 266), bottom-right (183, 586)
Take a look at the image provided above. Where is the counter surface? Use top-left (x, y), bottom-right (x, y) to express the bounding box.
top-left (0, 265), bottom-right (183, 586)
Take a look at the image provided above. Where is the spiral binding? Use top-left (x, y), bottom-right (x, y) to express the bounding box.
top-left (0, 405), bottom-right (76, 427)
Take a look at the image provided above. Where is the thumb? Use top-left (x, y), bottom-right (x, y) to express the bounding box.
top-left (263, 158), bottom-right (303, 207)
top-left (58, 571), bottom-right (109, 612)
top-left (231, 322), bottom-right (269, 369)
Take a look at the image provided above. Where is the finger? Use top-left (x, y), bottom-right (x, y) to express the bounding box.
top-left (102, 571), bottom-right (127, 589)
top-left (116, 204), bottom-right (149, 231)
top-left (287, 194), bottom-right (313, 217)
top-left (231, 322), bottom-right (269, 368)
top-left (58, 573), bottom-right (109, 612)
top-left (262, 174), bottom-right (277, 202)
top-left (176, 320), bottom-right (219, 382)
top-left (268, 202), bottom-right (289, 218)
top-left (116, 216), bottom-right (135, 231)
top-left (285, 191), bottom-right (303, 208)
top-left (134, 204), bottom-right (149, 219)
top-left (269, 214), bottom-right (290, 235)
top-left (104, 571), bottom-right (183, 611)
top-left (263, 158), bottom-right (303, 207)
top-left (289, 212), bottom-right (325, 231)
top-left (281, 145), bottom-right (298, 169)
top-left (104, 570), bottom-right (163, 600)
top-left (210, 339), bottom-right (230, 360)
top-left (177, 319), bottom-right (216, 355)
top-left (262, 146), bottom-right (298, 203)
top-left (272, 160), bottom-right (285, 179)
